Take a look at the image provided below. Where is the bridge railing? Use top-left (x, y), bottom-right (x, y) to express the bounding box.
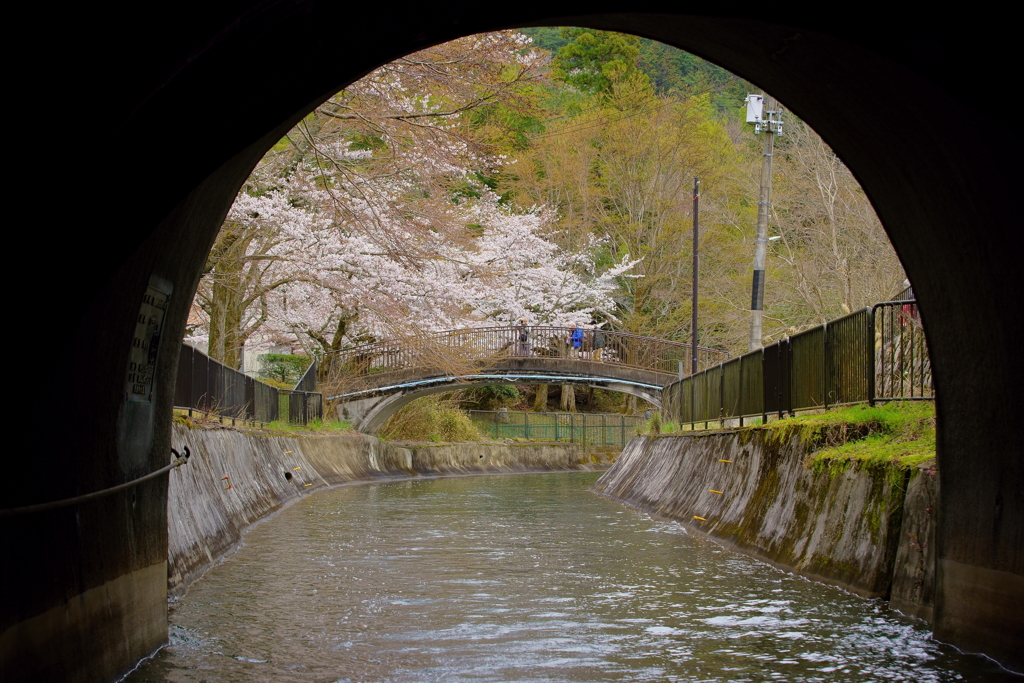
top-left (174, 343), bottom-right (323, 425)
top-left (319, 326), bottom-right (729, 395)
top-left (664, 301), bottom-right (933, 428)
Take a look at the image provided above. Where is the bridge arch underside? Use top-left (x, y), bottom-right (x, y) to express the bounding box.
top-left (339, 372), bottom-right (664, 434)
top-left (11, 5), bottom-right (1022, 680)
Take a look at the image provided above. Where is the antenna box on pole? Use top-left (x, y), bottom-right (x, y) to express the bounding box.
top-left (744, 94), bottom-right (764, 123)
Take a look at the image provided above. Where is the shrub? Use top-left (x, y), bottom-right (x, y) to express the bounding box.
top-left (258, 353), bottom-right (312, 385)
top-left (380, 396), bottom-right (481, 443)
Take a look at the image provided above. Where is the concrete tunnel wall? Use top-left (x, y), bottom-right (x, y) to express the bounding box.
top-left (4, 4), bottom-right (1021, 681)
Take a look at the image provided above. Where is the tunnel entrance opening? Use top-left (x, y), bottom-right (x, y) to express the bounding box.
top-left (8, 7), bottom-right (1021, 682)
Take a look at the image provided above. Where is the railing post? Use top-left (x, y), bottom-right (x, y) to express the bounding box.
top-left (823, 321), bottom-right (829, 411)
top-left (761, 348), bottom-right (768, 425)
top-left (720, 364), bottom-right (725, 427)
top-left (867, 306), bottom-right (876, 406)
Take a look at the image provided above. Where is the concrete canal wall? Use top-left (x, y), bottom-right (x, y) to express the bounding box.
top-left (167, 422), bottom-right (609, 595)
top-left (593, 431), bottom-right (938, 620)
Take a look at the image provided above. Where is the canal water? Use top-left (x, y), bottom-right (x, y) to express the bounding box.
top-left (128, 472), bottom-right (1010, 682)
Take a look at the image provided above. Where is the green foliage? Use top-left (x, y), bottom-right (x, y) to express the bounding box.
top-left (639, 412), bottom-right (662, 435)
top-left (761, 402), bottom-right (936, 470)
top-left (550, 28), bottom-right (645, 95)
top-left (460, 385), bottom-right (521, 411)
top-left (258, 353), bottom-right (312, 386)
top-left (523, 27), bottom-right (752, 118)
top-left (262, 418), bottom-right (352, 434)
top-left (379, 396), bottom-right (481, 443)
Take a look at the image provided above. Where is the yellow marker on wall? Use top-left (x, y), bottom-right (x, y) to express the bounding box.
top-left (304, 483), bottom-right (313, 487)
top-left (284, 451), bottom-right (293, 454)
top-left (293, 467), bottom-right (301, 471)
top-left (718, 459), bottom-right (733, 463)
top-left (693, 515), bottom-right (706, 521)
top-left (709, 490), bottom-right (723, 494)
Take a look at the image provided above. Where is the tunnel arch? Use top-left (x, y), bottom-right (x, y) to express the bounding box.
top-left (10, 6), bottom-right (1021, 681)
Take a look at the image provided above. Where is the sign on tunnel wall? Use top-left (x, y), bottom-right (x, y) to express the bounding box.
top-left (126, 284), bottom-right (170, 403)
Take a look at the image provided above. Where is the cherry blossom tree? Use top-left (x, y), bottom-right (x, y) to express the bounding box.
top-left (189, 30), bottom-right (635, 367)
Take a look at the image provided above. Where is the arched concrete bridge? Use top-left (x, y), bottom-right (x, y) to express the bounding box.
top-left (321, 326), bottom-right (727, 433)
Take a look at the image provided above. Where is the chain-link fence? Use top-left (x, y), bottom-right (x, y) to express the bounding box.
top-left (467, 410), bottom-right (647, 446)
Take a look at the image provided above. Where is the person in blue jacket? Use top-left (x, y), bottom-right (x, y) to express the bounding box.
top-left (569, 323), bottom-right (583, 359)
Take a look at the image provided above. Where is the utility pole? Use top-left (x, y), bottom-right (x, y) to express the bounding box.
top-left (692, 177), bottom-right (700, 375)
top-left (745, 94), bottom-right (782, 352)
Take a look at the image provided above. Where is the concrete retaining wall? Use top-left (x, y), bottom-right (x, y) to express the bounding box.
top-left (168, 422), bottom-right (607, 594)
top-left (593, 431), bottom-right (935, 617)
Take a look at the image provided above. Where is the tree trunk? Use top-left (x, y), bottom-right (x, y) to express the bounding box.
top-left (560, 385), bottom-right (576, 412)
top-left (533, 384), bottom-right (548, 412)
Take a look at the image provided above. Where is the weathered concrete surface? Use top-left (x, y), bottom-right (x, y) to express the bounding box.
top-left (593, 432), bottom-right (908, 599)
top-left (890, 464), bottom-right (940, 622)
top-left (167, 423), bottom-right (607, 595)
top-left (0, 561), bottom-right (167, 683)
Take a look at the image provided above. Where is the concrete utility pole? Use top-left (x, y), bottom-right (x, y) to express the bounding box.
top-left (691, 177), bottom-right (700, 375)
top-left (745, 94), bottom-right (782, 352)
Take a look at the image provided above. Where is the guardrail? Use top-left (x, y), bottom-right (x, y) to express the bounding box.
top-left (174, 344), bottom-right (323, 425)
top-left (319, 326), bottom-right (730, 393)
top-left (664, 301), bottom-right (933, 428)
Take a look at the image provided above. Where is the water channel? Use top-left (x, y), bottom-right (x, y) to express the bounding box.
top-left (128, 472), bottom-right (1010, 682)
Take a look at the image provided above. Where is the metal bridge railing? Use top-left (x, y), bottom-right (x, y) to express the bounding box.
top-left (318, 326), bottom-right (729, 396)
top-left (664, 301), bottom-right (933, 428)
top-left (174, 344), bottom-right (323, 425)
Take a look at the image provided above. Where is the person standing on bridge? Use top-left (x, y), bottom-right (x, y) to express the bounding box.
top-left (569, 324), bottom-right (583, 359)
top-left (591, 322), bottom-right (606, 362)
top-left (516, 318), bottom-right (531, 357)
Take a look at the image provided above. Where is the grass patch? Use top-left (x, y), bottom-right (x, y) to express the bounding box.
top-left (763, 402), bottom-right (936, 470)
top-left (264, 418), bottom-right (354, 435)
top-left (379, 396), bottom-right (481, 443)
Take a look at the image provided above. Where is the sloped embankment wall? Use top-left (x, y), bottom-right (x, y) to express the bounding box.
top-left (593, 432), bottom-right (936, 616)
top-left (167, 422), bottom-right (603, 595)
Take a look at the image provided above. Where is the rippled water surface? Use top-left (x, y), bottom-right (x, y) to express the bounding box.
top-left (129, 472), bottom-right (1010, 682)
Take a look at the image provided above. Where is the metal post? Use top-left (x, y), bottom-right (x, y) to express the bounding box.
top-left (867, 306), bottom-right (876, 406)
top-left (748, 95), bottom-right (778, 352)
top-left (692, 176), bottom-right (700, 375)
top-left (823, 321), bottom-right (830, 411)
top-left (761, 348), bottom-right (768, 425)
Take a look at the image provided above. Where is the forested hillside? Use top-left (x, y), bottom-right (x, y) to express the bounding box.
top-left (188, 28), bottom-right (904, 368)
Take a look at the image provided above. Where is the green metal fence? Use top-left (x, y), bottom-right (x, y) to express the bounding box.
top-left (467, 411), bottom-right (647, 446)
